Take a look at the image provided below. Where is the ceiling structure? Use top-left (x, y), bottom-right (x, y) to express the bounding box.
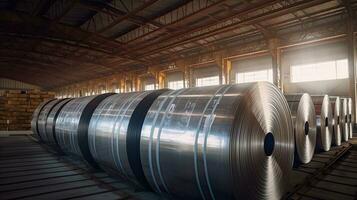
top-left (0, 0), bottom-right (356, 89)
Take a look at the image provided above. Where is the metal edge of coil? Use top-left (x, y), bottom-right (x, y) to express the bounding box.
top-left (37, 99), bottom-right (67, 142)
top-left (285, 93), bottom-right (316, 164)
top-left (77, 93), bottom-right (115, 168)
top-left (126, 89), bottom-right (170, 189)
top-left (311, 95), bottom-right (333, 151)
top-left (31, 98), bottom-right (57, 141)
top-left (47, 98), bottom-right (73, 153)
top-left (330, 96), bottom-right (342, 146)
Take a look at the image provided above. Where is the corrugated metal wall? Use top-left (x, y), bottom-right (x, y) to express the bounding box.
top-left (0, 78), bottom-right (41, 90)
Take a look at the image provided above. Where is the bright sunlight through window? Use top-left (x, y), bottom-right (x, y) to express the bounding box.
top-left (236, 69), bottom-right (273, 83)
top-left (168, 80), bottom-right (184, 90)
top-left (196, 76), bottom-right (219, 87)
top-left (145, 84), bottom-right (155, 91)
top-left (291, 59), bottom-right (348, 83)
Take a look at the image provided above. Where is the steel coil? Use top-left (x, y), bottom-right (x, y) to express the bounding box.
top-left (347, 97), bottom-right (353, 139)
top-left (285, 94), bottom-right (316, 164)
top-left (88, 90), bottom-right (168, 187)
top-left (31, 99), bottom-right (56, 140)
top-left (342, 98), bottom-right (349, 141)
top-left (55, 94), bottom-right (113, 167)
top-left (44, 98), bottom-right (73, 151)
top-left (140, 82), bottom-right (294, 200)
top-left (311, 95), bottom-right (333, 151)
top-left (330, 96), bottom-right (342, 146)
top-left (37, 99), bottom-right (67, 143)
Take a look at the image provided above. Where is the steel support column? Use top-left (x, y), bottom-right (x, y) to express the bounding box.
top-left (269, 38), bottom-right (281, 89)
top-left (347, 16), bottom-right (356, 123)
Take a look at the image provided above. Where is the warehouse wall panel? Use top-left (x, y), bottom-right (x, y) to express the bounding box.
top-left (282, 42), bottom-right (349, 96)
top-left (230, 55), bottom-right (273, 84)
top-left (0, 78), bottom-right (41, 90)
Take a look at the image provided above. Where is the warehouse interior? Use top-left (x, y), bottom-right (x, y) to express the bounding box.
top-left (1, 0), bottom-right (357, 199)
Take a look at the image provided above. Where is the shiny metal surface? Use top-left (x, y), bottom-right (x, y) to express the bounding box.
top-left (330, 96), bottom-right (342, 146)
top-left (140, 82), bottom-right (294, 200)
top-left (37, 99), bottom-right (65, 143)
top-left (342, 98), bottom-right (349, 142)
top-left (311, 95), bottom-right (333, 151)
top-left (88, 90), bottom-right (167, 186)
top-left (55, 94), bottom-right (113, 167)
top-left (285, 94), bottom-right (316, 164)
top-left (347, 97), bottom-right (353, 139)
top-left (31, 99), bottom-right (56, 140)
top-left (44, 98), bottom-right (72, 150)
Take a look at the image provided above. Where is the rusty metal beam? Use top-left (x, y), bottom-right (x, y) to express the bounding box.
top-left (116, 0), bottom-right (280, 56)
top-left (97, 0), bottom-right (160, 34)
top-left (78, 1), bottom-right (164, 28)
top-left (127, 0), bottom-right (332, 58)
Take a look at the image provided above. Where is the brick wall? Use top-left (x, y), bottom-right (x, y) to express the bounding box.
top-left (0, 90), bottom-right (55, 131)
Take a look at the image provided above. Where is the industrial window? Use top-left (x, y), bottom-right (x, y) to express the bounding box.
top-left (196, 76), bottom-right (219, 87)
top-left (168, 80), bottom-right (184, 90)
top-left (114, 88), bottom-right (120, 93)
top-left (235, 69), bottom-right (273, 83)
top-left (145, 84), bottom-right (155, 91)
top-left (291, 59), bottom-right (348, 83)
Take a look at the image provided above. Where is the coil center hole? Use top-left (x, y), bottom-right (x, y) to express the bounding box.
top-left (264, 132), bottom-right (275, 156)
top-left (325, 117), bottom-right (328, 127)
top-left (337, 116), bottom-right (340, 124)
top-left (304, 121), bottom-right (309, 135)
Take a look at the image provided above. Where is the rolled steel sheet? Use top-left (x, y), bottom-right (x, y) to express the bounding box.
top-left (88, 89), bottom-right (168, 187)
top-left (37, 99), bottom-right (67, 143)
top-left (44, 98), bottom-right (72, 151)
top-left (311, 95), bottom-right (333, 151)
top-left (55, 93), bottom-right (113, 167)
top-left (330, 96), bottom-right (342, 146)
top-left (140, 82), bottom-right (294, 200)
top-left (31, 99), bottom-right (56, 140)
top-left (348, 97), bottom-right (353, 139)
top-left (342, 98), bottom-right (349, 141)
top-left (285, 94), bottom-right (316, 164)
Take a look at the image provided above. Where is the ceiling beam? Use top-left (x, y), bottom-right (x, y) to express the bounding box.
top-left (125, 0), bottom-right (332, 58)
top-left (78, 1), bottom-right (164, 28)
top-left (96, 0), bottom-right (160, 34)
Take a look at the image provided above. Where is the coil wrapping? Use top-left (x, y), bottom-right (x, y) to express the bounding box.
top-left (311, 95), bottom-right (333, 151)
top-left (285, 94), bottom-right (316, 164)
top-left (330, 96), bottom-right (342, 146)
top-left (55, 94), bottom-right (113, 167)
top-left (88, 90), bottom-right (168, 187)
top-left (347, 97), bottom-right (353, 139)
top-left (31, 99), bottom-right (56, 140)
top-left (342, 98), bottom-right (349, 142)
top-left (37, 99), bottom-right (67, 143)
top-left (44, 98), bottom-right (72, 151)
top-left (140, 82), bottom-right (294, 200)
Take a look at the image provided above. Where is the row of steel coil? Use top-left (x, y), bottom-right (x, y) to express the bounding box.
top-left (31, 82), bottom-right (353, 200)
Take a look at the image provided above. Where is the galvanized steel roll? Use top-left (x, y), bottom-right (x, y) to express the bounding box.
top-left (44, 98), bottom-right (72, 151)
top-left (285, 94), bottom-right (316, 164)
top-left (55, 93), bottom-right (114, 167)
top-left (330, 96), bottom-right (342, 146)
top-left (348, 97), bottom-right (353, 139)
top-left (31, 99), bottom-right (56, 140)
top-left (88, 90), bottom-right (168, 187)
top-left (37, 99), bottom-right (67, 143)
top-left (140, 82), bottom-right (294, 200)
top-left (342, 98), bottom-right (349, 141)
top-left (311, 95), bottom-right (333, 151)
